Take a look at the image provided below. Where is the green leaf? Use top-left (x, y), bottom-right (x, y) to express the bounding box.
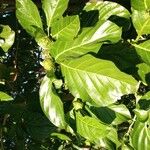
top-left (83, 1), bottom-right (130, 23)
top-left (42, 0), bottom-right (69, 30)
top-left (137, 63), bottom-right (150, 84)
top-left (61, 54), bottom-right (137, 106)
top-left (0, 25), bottom-right (15, 52)
top-left (130, 118), bottom-right (150, 150)
top-left (109, 104), bottom-right (131, 124)
top-left (76, 112), bottom-right (110, 143)
top-left (0, 91), bottom-right (13, 101)
top-left (51, 15), bottom-right (80, 40)
top-left (133, 40), bottom-right (150, 66)
top-left (40, 75), bottom-right (66, 129)
top-left (16, 0), bottom-right (43, 36)
top-left (51, 20), bottom-right (121, 62)
top-left (134, 109), bottom-right (149, 122)
top-left (51, 133), bottom-right (71, 141)
top-left (131, 0), bottom-right (150, 11)
top-left (132, 9), bottom-right (150, 39)
top-left (138, 92), bottom-right (150, 110)
top-left (106, 127), bottom-right (121, 148)
top-left (89, 104), bottom-right (131, 125)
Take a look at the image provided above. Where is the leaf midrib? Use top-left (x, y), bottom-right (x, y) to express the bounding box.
top-left (61, 61), bottom-right (135, 85)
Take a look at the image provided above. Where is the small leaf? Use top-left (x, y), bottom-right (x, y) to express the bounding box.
top-left (134, 109), bottom-right (149, 122)
top-left (130, 119), bottom-right (150, 150)
top-left (51, 15), bottom-right (80, 40)
top-left (137, 63), bottom-right (150, 84)
top-left (61, 54), bottom-right (138, 106)
top-left (0, 91), bottom-right (13, 101)
top-left (51, 133), bottom-right (71, 141)
top-left (51, 20), bottom-right (121, 62)
top-left (132, 9), bottom-right (150, 38)
top-left (0, 25), bottom-right (15, 52)
top-left (16, 0), bottom-right (43, 36)
top-left (40, 75), bottom-right (66, 129)
top-left (133, 40), bottom-right (150, 66)
top-left (76, 112), bottom-right (110, 143)
top-left (42, 0), bottom-right (69, 30)
top-left (138, 91), bottom-right (150, 110)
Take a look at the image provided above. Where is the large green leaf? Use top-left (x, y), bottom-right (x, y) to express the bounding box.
top-left (42, 0), bottom-right (69, 30)
top-left (0, 91), bottom-right (13, 101)
top-left (40, 75), bottom-right (66, 129)
top-left (51, 15), bottom-right (80, 40)
top-left (132, 9), bottom-right (150, 39)
top-left (16, 0), bottom-right (43, 36)
top-left (76, 112), bottom-right (110, 143)
top-left (0, 25), bottom-right (15, 52)
top-left (82, 1), bottom-right (130, 26)
top-left (61, 54), bottom-right (137, 106)
top-left (131, 0), bottom-right (150, 11)
top-left (130, 116), bottom-right (150, 150)
top-left (133, 40), bottom-right (150, 66)
top-left (51, 20), bottom-right (121, 62)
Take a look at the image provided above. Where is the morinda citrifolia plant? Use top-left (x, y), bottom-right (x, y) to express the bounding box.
top-left (1, 0), bottom-right (150, 149)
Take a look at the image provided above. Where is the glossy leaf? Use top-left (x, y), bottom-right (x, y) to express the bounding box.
top-left (134, 109), bottom-right (149, 122)
top-left (0, 25), bottom-right (15, 52)
top-left (82, 1), bottom-right (130, 26)
top-left (76, 112), bottom-right (110, 143)
top-left (40, 75), bottom-right (66, 129)
top-left (0, 91), bottom-right (13, 101)
top-left (16, 0), bottom-right (43, 36)
top-left (61, 54), bottom-right (137, 106)
top-left (133, 40), bottom-right (150, 66)
top-left (130, 118), bottom-right (150, 150)
top-left (137, 63), bottom-right (150, 84)
top-left (42, 0), bottom-right (69, 29)
top-left (51, 20), bottom-right (121, 62)
top-left (131, 0), bottom-right (150, 11)
top-left (132, 9), bottom-right (150, 38)
top-left (51, 15), bottom-right (80, 40)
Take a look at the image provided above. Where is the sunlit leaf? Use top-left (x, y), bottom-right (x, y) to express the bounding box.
top-left (51, 20), bottom-right (121, 62)
top-left (83, 1), bottom-right (130, 25)
top-left (51, 15), bottom-right (80, 40)
top-left (132, 9), bottom-right (150, 38)
top-left (16, 0), bottom-right (43, 36)
top-left (131, 0), bottom-right (150, 11)
top-left (61, 54), bottom-right (137, 106)
top-left (51, 133), bottom-right (71, 141)
top-left (133, 40), bottom-right (150, 66)
top-left (40, 75), bottom-right (66, 129)
top-left (0, 91), bottom-right (13, 101)
top-left (130, 118), bottom-right (150, 150)
top-left (76, 112), bottom-right (110, 143)
top-left (0, 25), bottom-right (15, 52)
top-left (42, 0), bottom-right (69, 30)
top-left (137, 63), bottom-right (150, 84)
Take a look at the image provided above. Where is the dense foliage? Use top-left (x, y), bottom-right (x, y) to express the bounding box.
top-left (0, 0), bottom-right (150, 149)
